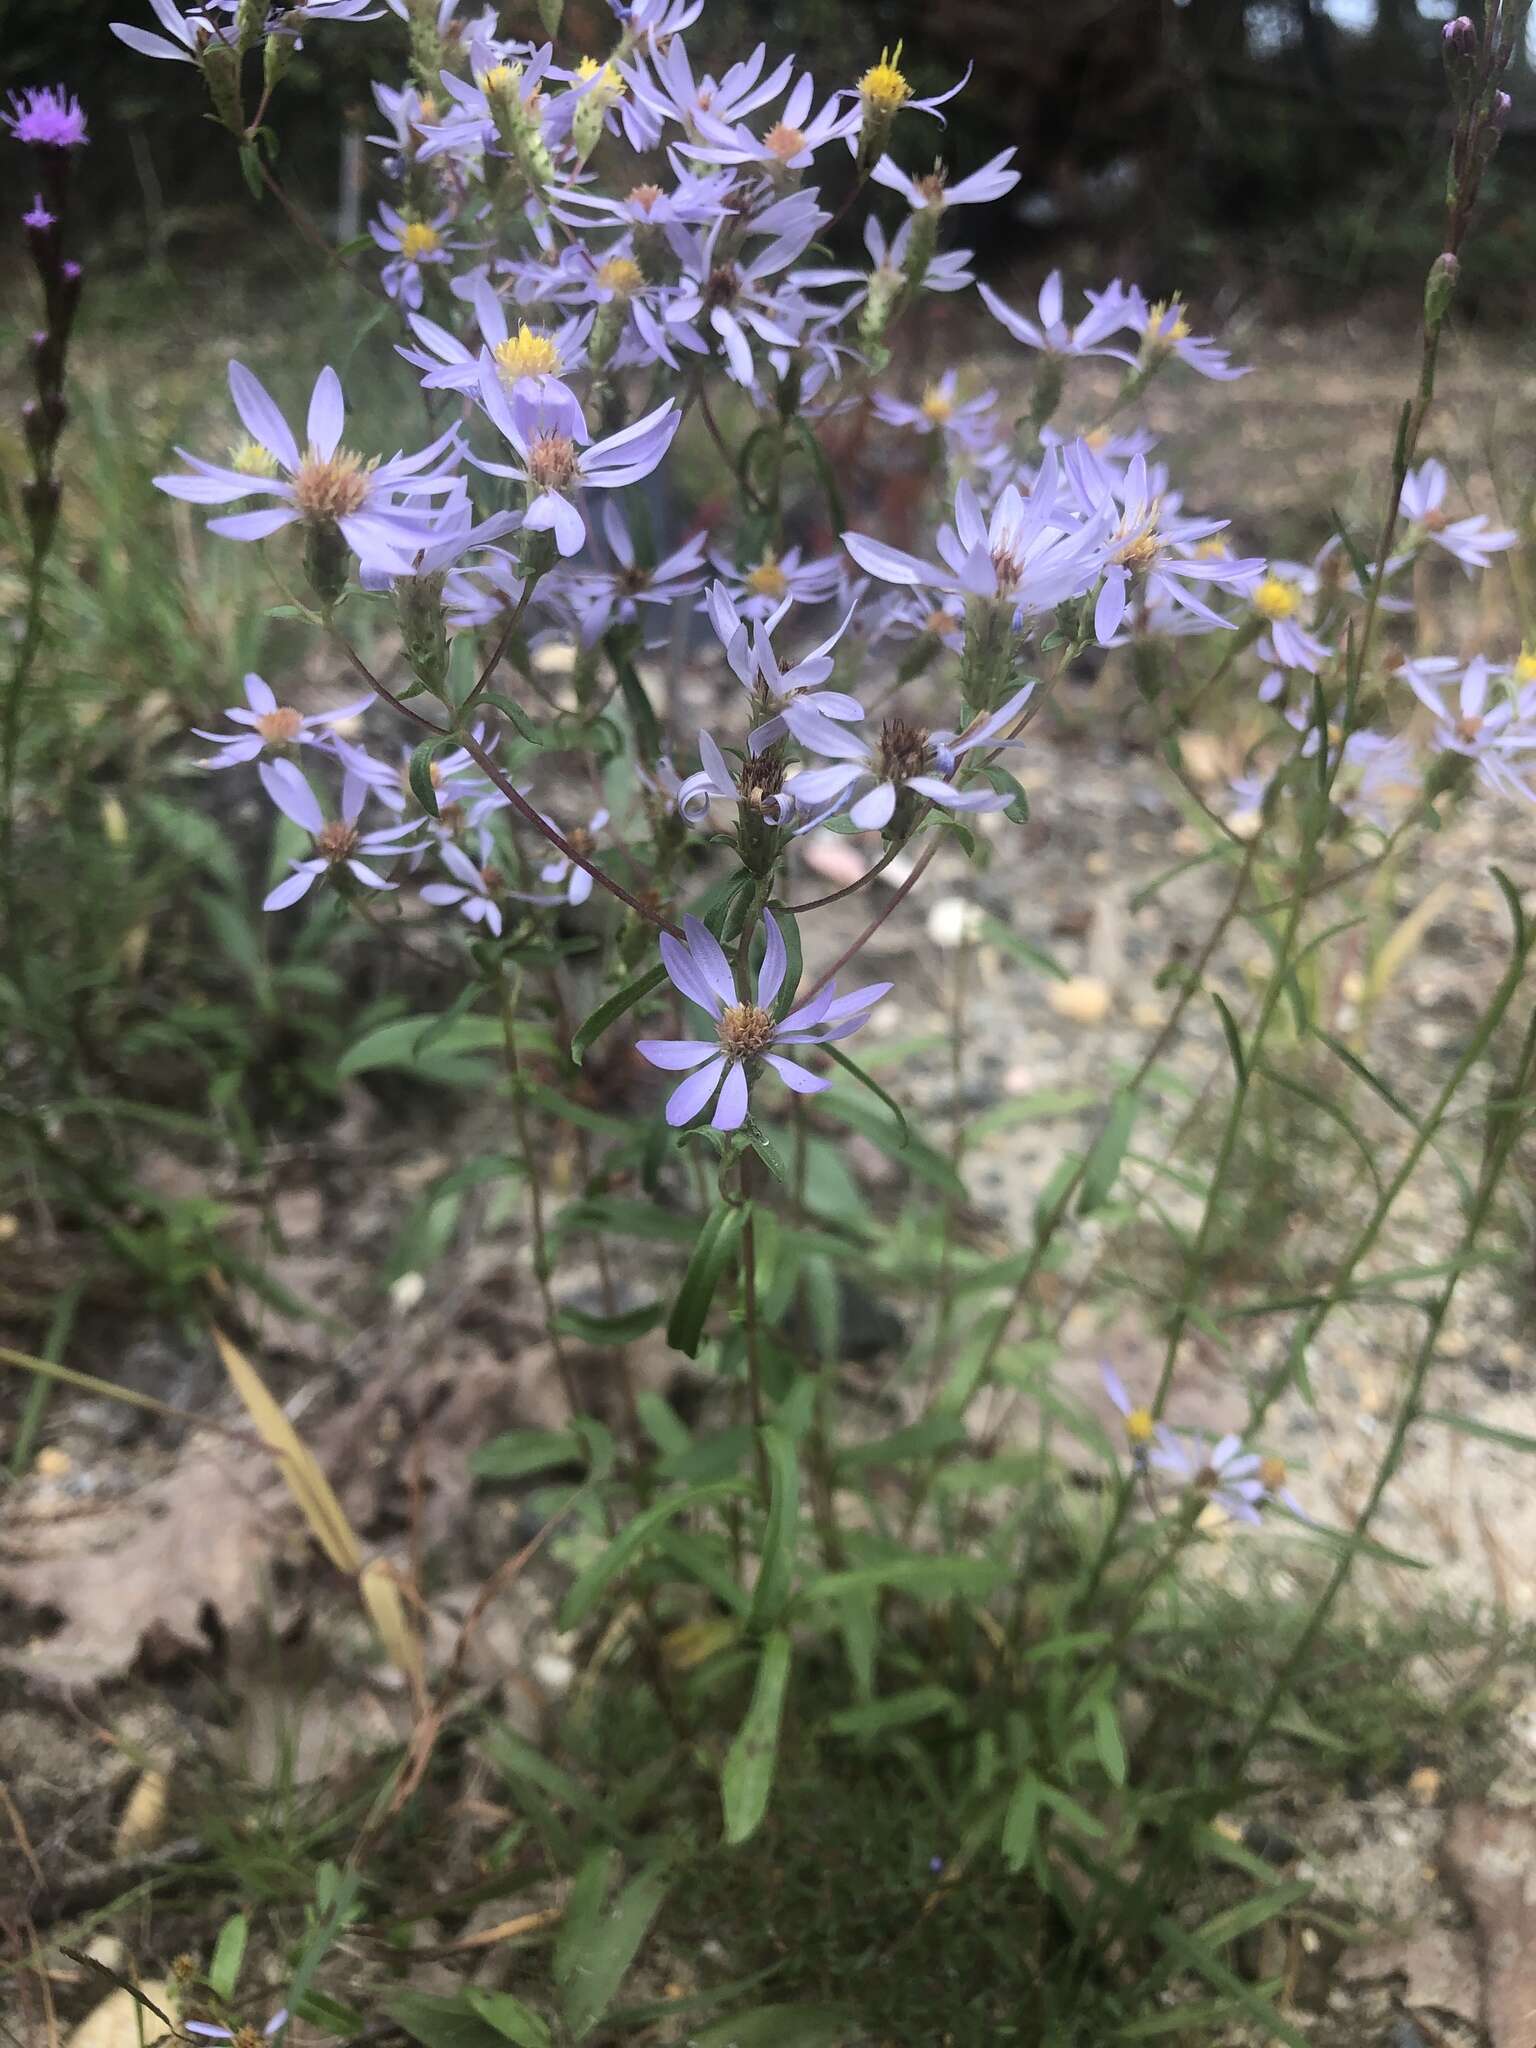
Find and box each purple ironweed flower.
[637,910,890,1131]
[534,807,608,905]
[709,544,843,622]
[3,86,89,150]
[1100,1364,1155,1456]
[110,1,231,64]
[260,759,425,908]
[155,362,463,568]
[843,465,1109,622]
[472,367,679,556]
[788,684,1033,832]
[1398,460,1516,571]
[420,836,506,935]
[682,71,862,172]
[568,501,708,643]
[871,370,998,450]
[186,2014,288,2043]
[371,204,463,309]
[978,272,1139,362]
[675,730,796,826]
[23,194,57,231]
[193,671,369,769]
[706,584,863,754]
[869,147,1019,214]
[1122,291,1249,381]
[1151,1429,1307,1525]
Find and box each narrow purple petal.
[228,361,299,473]
[666,1055,727,1126]
[308,366,345,460]
[681,915,737,1007]
[636,1039,719,1071]
[764,1053,828,1095]
[712,1060,750,1130]
[756,909,787,1009]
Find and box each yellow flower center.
[230,437,279,477]
[1125,1408,1154,1446]
[1194,537,1229,560]
[745,553,789,600]
[762,121,807,163]
[1115,527,1161,572]
[1147,299,1191,346]
[415,92,440,125]
[858,44,910,111]
[1083,426,1111,451]
[291,446,375,521]
[494,324,562,381]
[919,382,954,424]
[1516,648,1536,684]
[1253,573,1301,620]
[576,55,625,96]
[476,63,518,95]
[1259,1456,1287,1493]
[597,255,644,297]
[399,220,441,261]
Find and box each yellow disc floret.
[494,324,562,381]
[1515,645,1536,684]
[1124,1407,1155,1447]
[399,220,442,261]
[575,55,625,96]
[476,63,518,96]
[597,255,644,297]
[230,437,279,478]
[745,553,789,601]
[1253,572,1301,620]
[859,43,911,112]
[920,382,954,424]
[1146,298,1192,346]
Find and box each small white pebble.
[390,1270,427,1314]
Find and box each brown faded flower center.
[718,1001,776,1059]
[255,706,304,744]
[1421,507,1448,533]
[739,744,786,812]
[1458,714,1484,743]
[566,825,596,858]
[316,821,358,863]
[628,182,663,213]
[292,446,374,522]
[916,169,948,206]
[1258,1456,1286,1492]
[877,717,932,783]
[480,862,504,893]
[762,121,806,163]
[527,432,580,491]
[705,263,740,307]
[924,607,956,636]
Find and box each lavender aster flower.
[535,807,608,906]
[869,147,1020,214]
[473,366,679,556]
[789,684,1034,832]
[155,361,462,569]
[977,272,1137,363]
[1123,291,1248,381]
[706,584,863,754]
[371,204,462,309]
[675,730,795,826]
[1151,1429,1308,1524]
[682,71,861,172]
[870,370,998,450]
[420,836,506,935]
[110,1,229,64]
[1100,1364,1155,1456]
[260,759,424,909]
[4,86,89,150]
[637,911,890,1131]
[186,2016,288,2043]
[193,671,369,768]
[1398,459,1516,571]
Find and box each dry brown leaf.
[1442,1804,1536,2048]
[112,1769,170,1855]
[0,1456,272,1689]
[65,1982,174,2048]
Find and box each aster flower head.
[155,361,463,571]
[260,759,426,908]
[1398,459,1516,571]
[663,203,828,387]
[710,544,843,622]
[472,364,679,557]
[638,911,890,1131]
[193,672,369,769]
[1124,290,1249,381]
[682,70,862,173]
[186,2014,288,2043]
[1151,1428,1306,1525]
[420,835,507,936]
[1100,1364,1155,1458]
[110,1,230,65]
[852,43,970,137]
[675,730,796,828]
[370,204,462,309]
[1068,449,1263,642]
[4,86,89,150]
[706,583,864,755]
[568,501,709,644]
[533,808,609,906]
[404,278,592,411]
[622,38,794,144]
[978,272,1139,363]
[789,683,1033,833]
[871,370,998,451]
[869,147,1020,214]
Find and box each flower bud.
[304,520,351,610]
[235,0,265,54]
[1424,250,1459,330]
[1441,16,1476,63]
[264,31,295,93]
[394,571,450,694]
[198,40,245,134]
[1492,89,1512,132]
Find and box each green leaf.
[1210,993,1247,1086]
[665,1201,749,1358]
[408,737,455,818]
[1037,1782,1106,1838]
[1001,1773,1041,1873]
[827,1685,959,1737]
[559,1479,747,1630]
[571,962,667,1066]
[1091,1699,1127,1787]
[470,1429,583,1481]
[693,2005,852,2048]
[464,1991,552,2047]
[748,1426,800,1630]
[561,1860,672,2039]
[977,765,1030,824]
[1076,1090,1137,1216]
[207,1914,247,2001]
[554,1301,664,1343]
[745,1116,789,1184]
[722,1629,791,1845]
[791,418,847,531]
[337,1013,508,1085]
[480,1727,616,1831]
[607,639,662,763]
[766,903,803,1020]
[815,1092,962,1197]
[140,792,243,890]
[384,1992,508,2048]
[822,1043,909,1146]
[799,1556,1009,1605]
[1423,1407,1536,1455]
[836,1414,966,1470]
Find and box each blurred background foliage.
[6,0,1536,313]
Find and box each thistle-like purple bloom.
[193,671,369,769]
[260,759,424,909]
[789,684,1034,832]
[4,86,89,150]
[155,361,463,569]
[637,911,890,1131]
[473,367,679,557]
